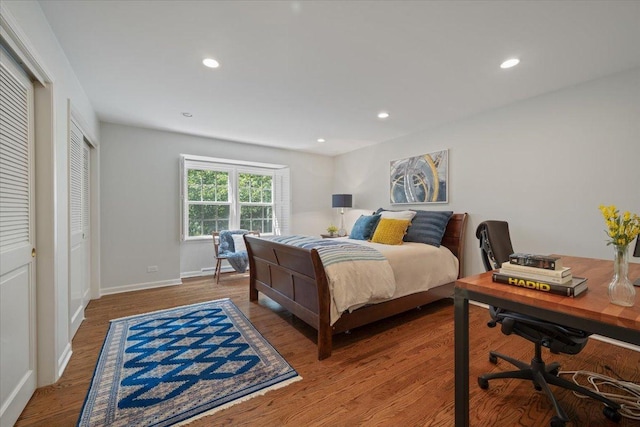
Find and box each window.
[187,169,230,236]
[181,156,289,240]
[238,173,273,233]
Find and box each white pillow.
[379,210,417,221]
[232,234,247,252]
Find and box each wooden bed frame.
[245,212,468,360]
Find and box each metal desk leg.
[454,288,469,426]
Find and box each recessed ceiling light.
[182,112,193,117]
[317,138,326,143]
[202,58,220,68]
[377,112,390,119]
[500,58,520,69]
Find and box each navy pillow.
[403,211,453,247]
[349,214,382,240]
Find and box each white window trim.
[180,155,290,241]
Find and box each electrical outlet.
[147,265,158,273]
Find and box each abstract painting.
[390,149,448,204]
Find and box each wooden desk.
[454,256,640,426]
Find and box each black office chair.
[476,221,621,427]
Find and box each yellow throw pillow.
[370,218,411,245]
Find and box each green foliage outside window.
[188,205,230,236]
[186,169,274,237]
[239,174,273,234]
[187,170,229,202]
[238,173,272,203]
[187,169,230,237]
[240,205,273,234]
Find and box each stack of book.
[492,253,588,297]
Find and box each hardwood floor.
[16,275,640,426]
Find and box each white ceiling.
[39,1,640,156]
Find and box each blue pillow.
[403,211,453,247]
[349,214,382,240]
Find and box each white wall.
[3,1,100,385]
[99,123,334,291]
[334,68,640,277]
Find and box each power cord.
[558,368,640,420]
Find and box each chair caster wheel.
[550,416,566,427]
[489,354,498,364]
[603,406,621,422]
[478,377,489,390]
[548,367,559,376]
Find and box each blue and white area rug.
[78,298,301,426]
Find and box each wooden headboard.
[441,212,468,278]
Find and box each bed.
[245,212,468,360]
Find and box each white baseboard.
[591,334,640,352]
[100,278,182,296]
[470,301,489,309]
[57,343,72,379]
[181,265,233,279]
[181,271,214,279]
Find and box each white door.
[0,48,36,427]
[69,119,90,338]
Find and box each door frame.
[68,103,100,301]
[67,106,100,340]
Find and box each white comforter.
[268,235,397,325]
[329,238,459,324]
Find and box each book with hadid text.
[492,272,588,297]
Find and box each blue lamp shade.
[332,194,352,208]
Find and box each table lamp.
[332,194,352,237]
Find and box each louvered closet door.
[0,48,36,427]
[69,119,90,339]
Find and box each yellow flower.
[599,204,640,248]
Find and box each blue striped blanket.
[269,236,396,325]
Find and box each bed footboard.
[245,236,334,359]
